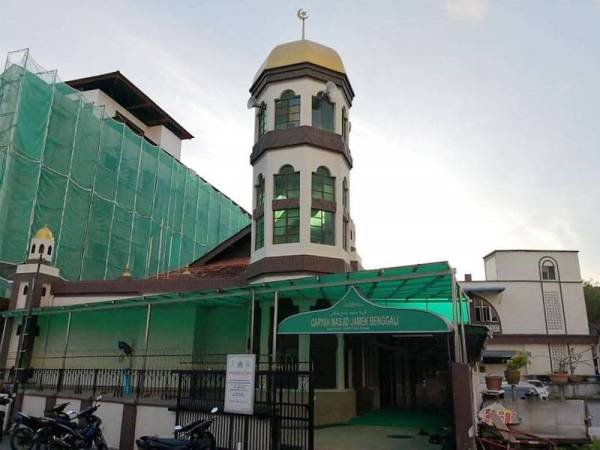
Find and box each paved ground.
[315,425,440,450]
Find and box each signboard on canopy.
[224,354,256,415]
[278,287,451,335]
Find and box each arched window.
[311,209,335,245]
[312,92,334,132]
[30,244,36,254]
[257,102,267,138]
[255,216,264,250]
[274,165,300,200]
[47,245,52,256]
[41,286,47,297]
[472,296,501,333]
[22,284,28,295]
[342,178,349,251]
[341,107,349,140]
[275,90,300,130]
[311,166,335,202]
[39,244,45,255]
[273,209,300,244]
[542,260,557,280]
[255,174,265,209]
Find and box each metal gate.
[174,360,313,450]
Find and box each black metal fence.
[175,360,314,450]
[17,367,178,399]
[11,359,314,450]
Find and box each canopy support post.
[272,291,279,362]
[459,287,468,363]
[61,312,72,370]
[142,304,152,371]
[451,269,462,363]
[248,290,255,353]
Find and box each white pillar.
[336,334,345,389]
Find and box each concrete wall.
[314,389,356,426]
[484,250,582,282]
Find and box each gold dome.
[254,40,346,82]
[34,225,54,241]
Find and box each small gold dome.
[34,225,54,241]
[254,40,346,82]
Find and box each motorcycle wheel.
[93,433,108,450]
[10,426,33,450]
[199,432,216,450]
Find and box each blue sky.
[2,0,600,280]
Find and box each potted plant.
[504,352,529,385]
[550,361,569,386]
[484,374,503,391]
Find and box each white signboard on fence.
[224,354,256,415]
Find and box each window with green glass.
[275,90,300,129]
[274,165,300,199]
[342,106,348,141]
[255,216,264,250]
[311,209,335,245]
[256,174,265,209]
[312,166,335,201]
[258,102,267,138]
[312,93,334,132]
[273,208,300,244]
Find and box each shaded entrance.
[278,287,459,423]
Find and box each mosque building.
[0,21,597,449]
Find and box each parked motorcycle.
[10,401,74,450]
[30,395,107,450]
[136,407,219,450]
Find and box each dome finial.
[34,224,54,241]
[297,9,309,40]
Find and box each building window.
[342,178,349,251]
[274,165,300,200]
[47,245,52,256]
[22,284,28,295]
[255,174,265,209]
[273,208,300,244]
[30,244,36,254]
[542,261,556,280]
[257,102,267,138]
[475,305,497,323]
[312,166,335,202]
[342,106,348,140]
[312,92,334,132]
[311,209,335,245]
[39,244,45,255]
[544,291,565,331]
[41,286,47,296]
[275,90,300,130]
[255,216,264,250]
[472,296,501,333]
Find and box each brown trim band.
[488,334,599,345]
[251,126,352,167]
[247,255,349,280]
[312,199,336,212]
[253,206,264,219]
[272,198,300,210]
[250,63,355,105]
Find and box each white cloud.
[444,0,489,22]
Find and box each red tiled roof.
[158,257,249,279]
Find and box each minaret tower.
[247,19,359,281]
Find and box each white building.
[67,72,193,159]
[462,250,597,376]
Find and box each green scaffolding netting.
[0,50,250,280]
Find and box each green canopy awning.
[278,286,452,334]
[1,260,469,325]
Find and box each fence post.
[175,371,182,435]
[308,361,314,450]
[92,369,98,396]
[56,368,64,393]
